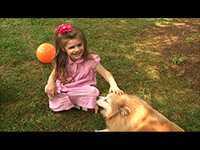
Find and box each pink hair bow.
[55,23,73,35]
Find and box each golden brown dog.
[96,93,184,132]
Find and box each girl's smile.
[65,38,84,61]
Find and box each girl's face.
[64,38,85,61]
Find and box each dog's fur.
[96,93,184,132]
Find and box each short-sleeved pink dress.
[48,54,100,112]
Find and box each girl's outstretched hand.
[109,85,124,95]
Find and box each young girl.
[45,23,124,112]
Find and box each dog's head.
[96,93,131,120]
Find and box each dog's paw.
[94,129,109,132]
[94,129,100,132]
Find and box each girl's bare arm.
[96,63,124,95]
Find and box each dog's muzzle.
[96,96,107,112]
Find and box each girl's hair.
[54,24,89,83]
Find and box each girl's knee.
[48,96,73,112]
[49,103,66,112]
[49,102,60,112]
[49,106,59,112]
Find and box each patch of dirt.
[135,19,200,90]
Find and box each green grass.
[171,54,187,65]
[0,18,200,131]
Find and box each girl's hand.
[109,85,124,95]
[45,82,57,99]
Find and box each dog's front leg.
[95,128,110,132]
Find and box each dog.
[96,93,184,132]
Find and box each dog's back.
[125,94,184,131]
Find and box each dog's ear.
[119,106,131,116]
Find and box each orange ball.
[36,43,56,64]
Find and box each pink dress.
[48,54,100,112]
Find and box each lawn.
[0,18,200,131]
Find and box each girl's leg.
[67,85,100,110]
[48,93,75,112]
